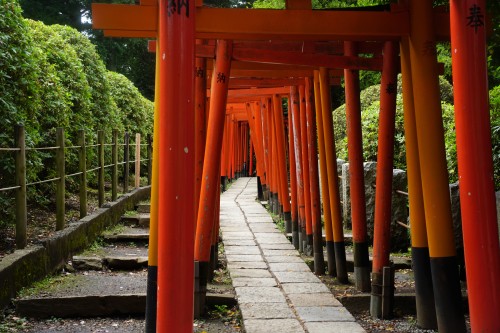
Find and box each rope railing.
[0,125,153,250]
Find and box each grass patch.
[79,237,106,256]
[18,274,78,298]
[123,210,137,217]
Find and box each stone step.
[103,226,150,242]
[72,255,149,271]
[15,271,235,318]
[136,204,151,213]
[120,214,150,227]
[103,233,150,242]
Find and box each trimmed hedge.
[0,0,154,225]
[333,75,458,183]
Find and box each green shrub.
[334,77,458,182]
[489,86,500,190]
[0,0,45,223]
[106,71,153,137]
[50,25,122,139]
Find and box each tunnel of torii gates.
[91,0,499,332]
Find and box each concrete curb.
[0,186,151,309]
[15,293,236,318]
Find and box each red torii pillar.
[370,40,399,319]
[450,0,500,331]
[157,0,196,331]
[299,85,314,255]
[290,86,306,253]
[313,71,336,277]
[343,41,370,292]
[194,40,233,315]
[305,77,326,275]
[409,0,465,331]
[288,104,300,249]
[400,37,437,329]
[272,94,292,231]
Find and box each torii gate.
[91,1,500,332]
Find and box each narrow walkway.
[220,177,366,333]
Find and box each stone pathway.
[220,177,366,333]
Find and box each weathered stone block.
[342,162,409,252]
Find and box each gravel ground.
[0,312,242,333]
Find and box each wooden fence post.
[98,130,105,207]
[78,130,87,218]
[135,133,141,188]
[123,132,130,193]
[56,127,65,231]
[147,134,152,186]
[112,129,118,201]
[14,125,27,249]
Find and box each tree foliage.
[333,76,459,183]
[0,0,154,225]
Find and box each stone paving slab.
[281,283,331,294]
[230,269,273,278]
[248,225,280,233]
[295,306,355,322]
[239,302,295,319]
[273,271,321,283]
[227,262,268,270]
[261,249,300,257]
[232,278,278,287]
[225,254,264,262]
[220,226,252,232]
[259,243,297,250]
[234,287,286,303]
[268,263,311,272]
[220,178,365,333]
[288,293,343,307]
[223,239,256,246]
[224,246,261,255]
[222,232,255,240]
[243,319,305,333]
[304,322,366,333]
[265,255,305,263]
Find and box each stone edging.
[0,186,151,310]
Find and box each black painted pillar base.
[412,247,437,329]
[298,225,304,253]
[257,176,264,201]
[370,265,394,319]
[262,184,268,201]
[145,265,157,333]
[303,233,313,256]
[314,249,325,275]
[334,241,348,284]
[326,241,336,277]
[430,256,466,333]
[220,176,227,192]
[208,244,218,282]
[353,241,371,292]
[284,211,292,233]
[292,218,299,249]
[273,195,279,215]
[194,261,210,318]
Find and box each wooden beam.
[207,87,290,98]
[233,47,384,71]
[229,78,305,88]
[92,4,157,31]
[208,69,341,79]
[92,4,453,41]
[197,7,407,40]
